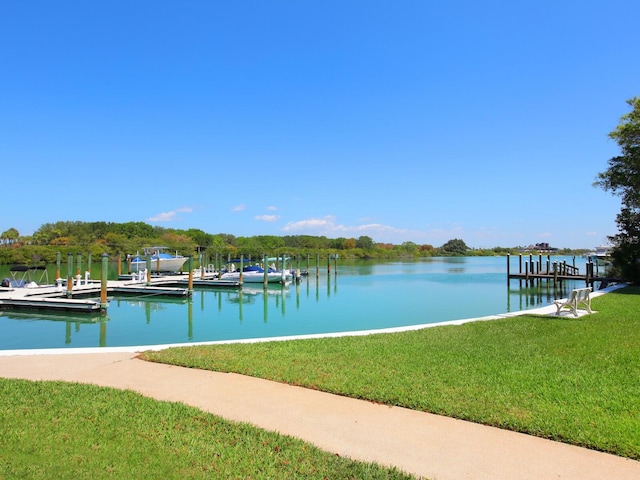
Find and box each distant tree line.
[0,221,583,266]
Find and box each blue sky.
[1,1,637,249]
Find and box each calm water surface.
[0,256,590,350]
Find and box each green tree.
[595,97,640,282]
[440,238,468,255]
[355,235,375,250]
[400,241,419,255]
[1,228,19,247]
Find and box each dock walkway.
[0,272,240,313]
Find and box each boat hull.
[220,271,290,283]
[130,257,188,273]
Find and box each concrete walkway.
[1,351,639,480]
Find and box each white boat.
[594,245,611,259]
[219,261,292,284]
[129,247,188,273]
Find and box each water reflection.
[0,310,108,347]
[507,282,577,312]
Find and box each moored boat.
[129,247,188,273]
[594,245,611,259]
[220,261,292,284]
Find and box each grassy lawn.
[2,286,638,479]
[0,379,413,479]
[142,286,640,460]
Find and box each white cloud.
[266,205,278,211]
[282,215,470,246]
[283,216,409,240]
[255,215,280,222]
[146,206,193,222]
[232,204,246,212]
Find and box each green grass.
[0,379,413,480]
[142,286,640,460]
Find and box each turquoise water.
[0,256,590,351]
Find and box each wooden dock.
[507,253,608,288]
[0,296,106,313]
[0,272,219,313]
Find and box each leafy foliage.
[595,97,640,282]
[0,220,540,266]
[440,238,468,255]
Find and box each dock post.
[239,254,244,285]
[117,253,122,276]
[263,254,268,287]
[146,256,151,286]
[537,254,542,287]
[56,252,61,282]
[188,256,194,295]
[546,255,550,280]
[327,254,331,274]
[281,254,287,284]
[518,254,523,288]
[100,253,108,312]
[506,254,510,285]
[76,252,82,286]
[316,253,319,278]
[334,254,338,275]
[66,252,73,298]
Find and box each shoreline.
[0,283,625,357]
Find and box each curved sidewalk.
[1,351,639,480]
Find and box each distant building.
[519,242,559,253]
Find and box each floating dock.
[0,272,205,313]
[0,296,105,313]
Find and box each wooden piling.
[56,252,61,281]
[146,256,151,285]
[100,253,108,311]
[263,254,268,287]
[66,252,73,298]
